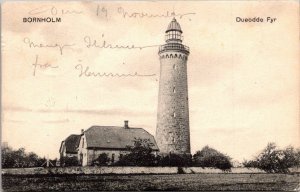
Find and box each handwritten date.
[28,5,82,16]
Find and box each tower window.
[173,112,176,117]
[173,64,177,70]
[173,87,176,93]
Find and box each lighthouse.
[156,18,191,155]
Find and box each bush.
[193,146,232,171]
[116,138,157,166]
[92,153,110,166]
[243,143,300,173]
[243,160,259,168]
[2,147,45,168]
[61,156,79,167]
[158,153,192,167]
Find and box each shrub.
[243,160,259,168]
[116,138,157,166]
[243,143,300,173]
[61,156,79,167]
[92,153,111,166]
[193,146,232,171]
[158,153,192,167]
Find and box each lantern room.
[165,18,183,43]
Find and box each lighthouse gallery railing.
[159,43,189,54]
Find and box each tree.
[13,148,27,167]
[243,143,300,173]
[2,146,16,168]
[92,153,110,166]
[1,146,46,168]
[193,146,232,171]
[26,152,41,167]
[117,138,157,166]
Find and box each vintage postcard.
[1,1,299,191]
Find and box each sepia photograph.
[1,1,299,191]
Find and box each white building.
[60,121,159,166]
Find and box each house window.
[173,112,176,117]
[173,87,176,93]
[119,154,123,159]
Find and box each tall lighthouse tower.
[156,18,191,155]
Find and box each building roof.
[166,18,182,33]
[84,126,159,151]
[63,134,81,153]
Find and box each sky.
[2,1,299,162]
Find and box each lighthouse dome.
[166,18,182,33]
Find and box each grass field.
[2,173,300,191]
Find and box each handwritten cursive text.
[24,37,75,55]
[29,5,82,16]
[32,55,58,76]
[84,35,159,50]
[117,7,196,19]
[75,64,156,78]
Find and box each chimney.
[124,120,129,129]
[81,129,84,134]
